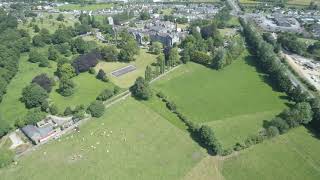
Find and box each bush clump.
[87,101,105,118]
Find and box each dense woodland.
[0,9,30,137]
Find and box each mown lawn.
[0,98,206,180]
[50,72,115,113]
[95,49,157,88]
[58,3,113,11]
[222,127,320,180]
[0,54,56,126]
[152,52,287,124]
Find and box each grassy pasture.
[19,13,77,36]
[50,73,115,113]
[150,51,287,149]
[0,98,206,180]
[152,52,287,124]
[222,127,320,180]
[0,53,56,126]
[95,49,157,88]
[58,3,113,11]
[206,110,282,149]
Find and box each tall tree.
[168,47,179,67]
[157,53,165,74]
[212,48,226,69]
[59,78,75,97]
[130,77,152,100]
[145,65,152,82]
[21,84,48,108]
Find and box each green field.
[152,52,287,123]
[96,49,157,88]
[150,51,287,148]
[19,13,77,36]
[0,98,206,180]
[206,110,282,149]
[58,3,113,11]
[222,127,320,180]
[0,53,56,126]
[50,73,115,113]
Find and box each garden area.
[95,49,157,88]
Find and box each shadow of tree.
[243,54,285,93]
[305,125,320,140]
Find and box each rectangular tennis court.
[111,65,137,77]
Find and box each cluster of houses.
[250,7,320,37]
[21,115,74,145]
[33,2,220,22]
[126,20,187,47]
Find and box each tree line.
[234,18,320,154]
[0,8,32,137]
[156,91,222,155]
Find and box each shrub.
[87,101,105,118]
[89,67,96,74]
[166,101,177,112]
[198,125,222,155]
[64,106,73,116]
[48,46,59,61]
[72,105,86,121]
[39,59,50,67]
[97,89,114,101]
[49,104,59,115]
[268,117,289,134]
[186,121,200,134]
[21,83,48,108]
[246,134,264,145]
[100,45,118,61]
[233,142,246,151]
[25,108,46,125]
[58,79,75,97]
[41,100,49,112]
[32,74,54,93]
[0,117,11,137]
[72,50,101,74]
[57,63,76,80]
[73,110,85,121]
[266,126,280,138]
[96,69,108,82]
[56,14,64,21]
[29,49,46,63]
[113,86,121,94]
[221,148,233,156]
[0,149,14,168]
[130,77,152,100]
[156,91,166,99]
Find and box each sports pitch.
[111,65,137,77]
